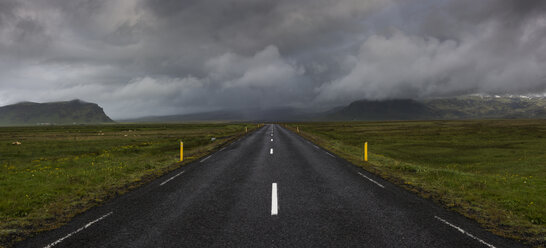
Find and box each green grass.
[0,123,257,246]
[286,120,545,247]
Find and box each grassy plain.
[287,120,545,246]
[0,123,254,246]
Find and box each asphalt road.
[18,124,525,248]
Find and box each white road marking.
[160,170,185,186]
[271,134,273,137]
[220,147,226,151]
[434,216,496,248]
[271,138,273,141]
[44,211,113,248]
[271,183,278,215]
[313,145,319,149]
[200,155,212,163]
[357,172,385,188]
[270,148,274,154]
[326,152,335,158]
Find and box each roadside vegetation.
[286,120,545,247]
[0,123,255,246]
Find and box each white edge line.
[220,147,226,151]
[326,152,335,158]
[160,170,185,186]
[200,155,212,163]
[313,145,319,149]
[357,172,385,188]
[434,216,496,248]
[271,183,278,215]
[44,211,113,248]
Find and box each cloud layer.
[0,0,544,118]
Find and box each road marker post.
[363,142,368,161]
[180,141,184,162]
[297,126,300,133]
[245,127,248,133]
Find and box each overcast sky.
[0,0,545,118]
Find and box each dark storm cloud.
[0,0,544,118]
[317,0,546,102]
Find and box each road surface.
[19,124,525,248]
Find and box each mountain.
[423,95,546,119]
[324,99,439,120]
[121,107,312,123]
[121,95,546,123]
[324,96,546,121]
[122,110,244,123]
[0,99,114,126]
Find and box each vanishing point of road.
[19,124,525,248]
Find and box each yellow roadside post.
[297,126,300,133]
[364,142,368,161]
[246,127,248,133]
[180,141,184,162]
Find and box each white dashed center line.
[434,216,496,248]
[271,138,273,142]
[271,183,278,215]
[357,172,385,188]
[160,170,185,186]
[44,211,113,248]
[200,155,212,163]
[270,148,274,154]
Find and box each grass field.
[286,120,545,247]
[0,123,255,246]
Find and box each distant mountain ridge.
[424,95,546,119]
[123,95,545,122]
[324,95,546,121]
[3,96,541,126]
[124,96,546,122]
[0,99,113,126]
[326,99,438,120]
[122,107,311,123]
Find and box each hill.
[0,99,114,126]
